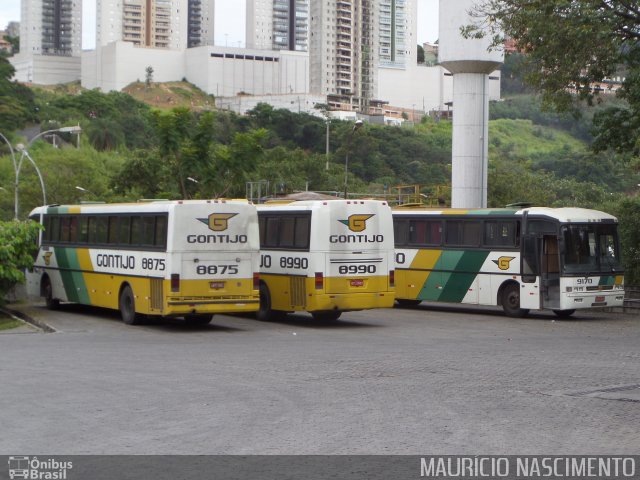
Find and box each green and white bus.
[393,206,625,317]
[26,200,260,325]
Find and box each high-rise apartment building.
[309,0,378,110]
[379,0,415,67]
[97,0,214,49]
[246,0,309,51]
[20,0,82,57]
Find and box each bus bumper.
[305,292,395,313]
[164,297,260,316]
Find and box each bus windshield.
[561,223,622,274]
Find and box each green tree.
[417,44,425,64]
[466,1,640,154]
[0,56,36,131]
[0,220,41,301]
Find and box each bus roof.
[29,199,252,216]
[257,199,389,210]
[392,206,618,223]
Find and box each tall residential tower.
[97,0,214,49]
[309,0,378,110]
[20,0,82,57]
[246,0,309,51]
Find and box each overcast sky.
[1,0,439,49]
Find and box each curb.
[0,306,56,333]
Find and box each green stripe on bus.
[417,250,490,302]
[439,251,490,303]
[54,247,90,304]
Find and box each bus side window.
[118,216,131,245]
[60,217,71,243]
[141,216,155,246]
[293,216,310,249]
[155,215,167,248]
[68,216,79,243]
[393,219,408,246]
[429,221,442,245]
[78,216,89,244]
[108,216,119,244]
[95,216,108,244]
[265,217,279,248]
[130,216,143,246]
[279,217,295,248]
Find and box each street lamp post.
[344,119,363,199]
[15,144,47,218]
[325,118,331,171]
[2,126,82,219]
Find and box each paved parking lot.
[0,303,638,454]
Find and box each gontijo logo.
[493,256,516,271]
[339,214,374,232]
[198,213,238,231]
[190,213,247,244]
[331,214,383,244]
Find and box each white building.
[246,0,308,51]
[82,42,310,97]
[11,0,82,84]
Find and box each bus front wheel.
[501,283,529,318]
[553,309,575,318]
[119,285,142,325]
[42,277,59,310]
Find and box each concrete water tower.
[439,0,503,208]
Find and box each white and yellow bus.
[26,200,260,325]
[256,199,395,321]
[393,206,625,317]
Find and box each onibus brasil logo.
[8,456,73,479]
[339,214,374,232]
[197,213,238,231]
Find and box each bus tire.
[257,283,274,321]
[396,299,422,307]
[185,314,213,326]
[501,283,529,318]
[42,276,60,310]
[119,285,142,325]
[312,311,342,321]
[553,309,575,318]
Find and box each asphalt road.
[0,302,638,455]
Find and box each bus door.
[520,234,542,310]
[541,235,561,308]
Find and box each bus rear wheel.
[256,283,285,321]
[312,311,342,321]
[185,314,213,326]
[553,309,575,318]
[42,277,59,310]
[119,285,142,325]
[501,283,529,318]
